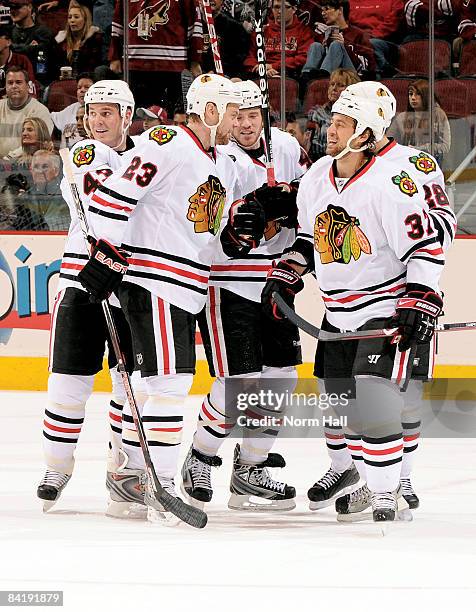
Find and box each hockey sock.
[357,376,404,493]
[318,378,354,473]
[43,373,94,475]
[118,371,148,470]
[401,380,423,479]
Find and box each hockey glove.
[78,238,129,302]
[389,289,443,352]
[249,182,298,229]
[229,198,266,248]
[261,261,304,321]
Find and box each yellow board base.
[0,357,475,399]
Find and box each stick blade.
[158,490,208,529]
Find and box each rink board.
[1,232,475,392]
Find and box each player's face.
[233,107,263,147]
[216,103,240,145]
[87,103,125,147]
[326,113,356,157]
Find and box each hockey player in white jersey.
[77,74,242,524]
[181,81,306,511]
[37,80,137,511]
[324,81,456,517]
[261,89,445,522]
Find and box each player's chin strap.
[333,133,369,161]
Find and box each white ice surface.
[0,391,475,612]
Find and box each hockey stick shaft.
[200,0,223,75]
[254,0,276,186]
[272,293,476,341]
[59,149,207,529]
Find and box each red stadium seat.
[397,40,451,77]
[254,77,299,113]
[303,79,329,114]
[435,79,470,118]
[45,79,78,112]
[458,79,476,115]
[459,41,476,77]
[381,78,414,113]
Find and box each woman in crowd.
[55,0,104,76]
[3,117,54,171]
[388,79,451,164]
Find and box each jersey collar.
[376,138,397,157]
[180,124,216,161]
[329,155,376,193]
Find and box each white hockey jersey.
[57,137,136,295]
[209,127,307,303]
[88,125,238,315]
[297,154,445,331]
[376,139,457,251]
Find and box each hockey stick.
[200,0,223,75]
[272,293,476,341]
[254,0,276,186]
[59,149,207,529]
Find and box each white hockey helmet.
[186,73,243,145]
[331,90,388,159]
[84,80,135,121]
[234,80,262,109]
[345,81,397,126]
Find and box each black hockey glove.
[261,261,304,321]
[248,182,298,229]
[388,289,443,352]
[228,197,266,247]
[78,238,129,302]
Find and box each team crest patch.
[72,143,95,167]
[314,205,371,265]
[392,171,418,196]
[129,1,170,40]
[149,126,177,145]
[409,152,436,175]
[187,175,226,235]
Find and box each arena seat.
[380,78,414,113]
[254,77,299,113]
[397,40,451,77]
[457,79,476,115]
[459,41,476,77]
[435,79,470,118]
[45,79,78,112]
[303,79,329,114]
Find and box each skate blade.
[106,500,147,520]
[309,482,361,511]
[42,499,57,513]
[228,493,296,512]
[337,497,412,524]
[179,483,206,511]
[147,505,181,527]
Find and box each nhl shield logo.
[392,171,418,197]
[409,152,436,175]
[149,126,177,146]
[72,144,95,167]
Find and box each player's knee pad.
[144,373,193,400]
[48,372,94,406]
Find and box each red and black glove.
[249,182,298,229]
[389,289,443,352]
[221,198,266,256]
[261,261,304,321]
[78,238,129,302]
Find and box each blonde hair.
[65,0,93,63]
[14,117,54,167]
[329,68,360,88]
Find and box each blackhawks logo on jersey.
[187,175,226,235]
[392,171,418,196]
[149,126,177,146]
[72,143,95,167]
[314,205,371,265]
[409,152,436,175]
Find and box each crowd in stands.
[0,0,474,231]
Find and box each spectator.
[50,71,93,144]
[285,111,313,168]
[388,78,451,164]
[109,0,203,116]
[173,106,187,126]
[0,24,36,98]
[28,148,69,229]
[136,105,169,131]
[301,0,376,81]
[243,0,314,79]
[55,1,104,77]
[0,66,53,158]
[3,116,53,170]
[62,103,86,148]
[0,171,48,230]
[306,67,360,161]
[201,0,250,78]
[403,0,458,42]
[453,1,476,69]
[349,1,404,78]
[9,0,57,85]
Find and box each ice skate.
[336,484,372,522]
[180,445,222,509]
[308,464,360,510]
[106,467,147,520]
[372,491,397,522]
[228,444,296,511]
[400,477,420,509]
[37,470,71,512]
[145,476,182,526]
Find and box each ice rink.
[1,390,475,612]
